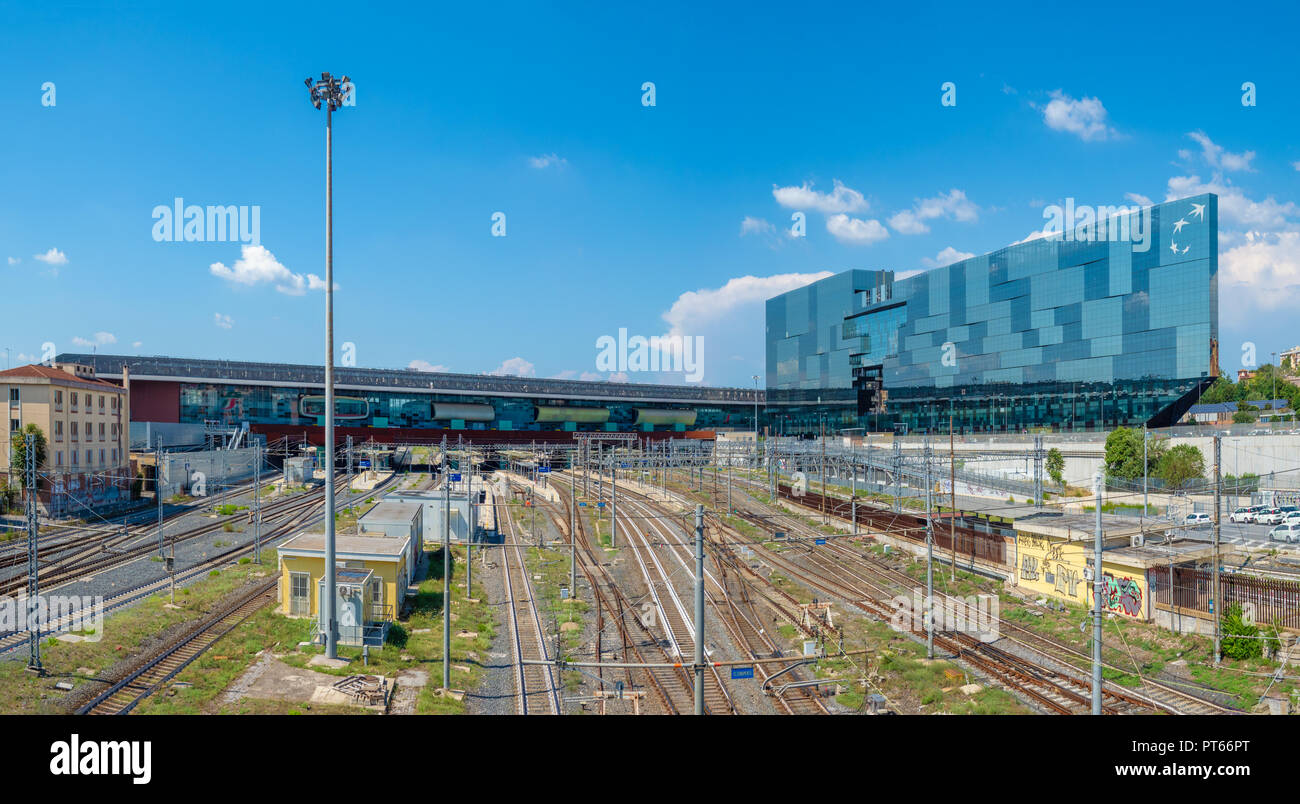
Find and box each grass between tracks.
[0,551,281,714]
[132,545,499,714]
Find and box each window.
[56,451,62,467]
[71,451,78,466]
[99,449,105,465]
[111,448,117,463]
[368,577,385,621]
[111,396,117,411]
[70,421,78,440]
[86,450,93,466]
[289,573,310,616]
[99,395,105,410]
[7,388,17,402]
[54,390,62,410]
[70,392,77,409]
[54,420,63,440]
[8,419,18,433]
[85,422,91,441]
[99,423,105,440]
[111,423,117,438]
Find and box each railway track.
[76,578,279,715]
[720,483,1237,714]
[494,493,561,715]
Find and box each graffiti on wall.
[1099,573,1143,617]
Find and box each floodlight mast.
[305,71,350,659]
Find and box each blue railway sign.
[815,538,827,546]
[451,473,462,482]
[730,666,754,680]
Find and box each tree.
[1157,443,1204,490]
[1046,447,1065,488]
[9,424,47,491]
[1104,427,1161,481]
[1232,410,1256,424]
[1221,603,1261,660]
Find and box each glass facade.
[766,194,1219,434]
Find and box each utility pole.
[569,470,577,596]
[1033,434,1043,510]
[610,453,617,549]
[443,457,451,689]
[892,440,902,513]
[949,412,957,582]
[850,439,857,536]
[925,438,934,660]
[306,71,350,660]
[820,415,827,522]
[694,503,705,715]
[253,442,262,564]
[25,433,43,673]
[156,441,165,557]
[465,444,473,600]
[1213,434,1222,665]
[1091,471,1103,715]
[1142,425,1149,525]
[345,434,353,516]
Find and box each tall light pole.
[752,374,760,472]
[306,71,351,660]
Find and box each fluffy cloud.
[33,248,68,266]
[826,214,889,244]
[660,271,833,338]
[214,313,234,330]
[888,189,979,234]
[1293,161,1300,172]
[488,357,536,377]
[772,179,867,214]
[1219,231,1300,314]
[6,257,19,266]
[210,245,333,296]
[1165,175,1298,229]
[71,331,116,348]
[1187,131,1255,172]
[1124,192,1154,207]
[921,246,976,269]
[408,359,449,373]
[528,153,567,169]
[739,216,776,237]
[1039,90,1117,141]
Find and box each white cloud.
[210,244,333,296]
[888,189,979,234]
[71,331,116,348]
[33,248,68,266]
[214,313,234,330]
[579,371,601,382]
[132,341,142,349]
[6,257,18,266]
[528,153,567,169]
[608,371,630,383]
[1219,231,1300,314]
[1009,228,1058,246]
[1293,161,1300,172]
[920,246,976,269]
[661,272,833,338]
[1165,175,1298,229]
[826,214,889,245]
[408,359,449,373]
[1039,90,1117,141]
[15,353,36,363]
[488,357,536,377]
[1187,131,1255,172]
[1124,192,1154,207]
[739,216,776,237]
[772,180,867,214]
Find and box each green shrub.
[1221,603,1261,660]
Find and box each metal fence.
[1149,565,1300,631]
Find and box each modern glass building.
[766,194,1218,434]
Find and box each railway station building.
[766,194,1220,435]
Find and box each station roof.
[55,352,761,406]
[1012,511,1177,542]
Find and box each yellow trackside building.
[1012,515,1210,621]
[277,532,411,646]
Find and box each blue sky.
[2,0,1298,387]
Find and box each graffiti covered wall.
[1014,533,1149,619]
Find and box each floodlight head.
[305,77,312,88]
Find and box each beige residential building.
[2,362,130,514]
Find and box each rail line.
[494,492,561,715]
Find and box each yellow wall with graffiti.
[1015,534,1148,619]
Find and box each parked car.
[1185,512,1211,527]
[1283,511,1300,525]
[1258,508,1285,526]
[1230,507,1254,523]
[1268,522,1300,544]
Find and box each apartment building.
[1,362,131,514]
